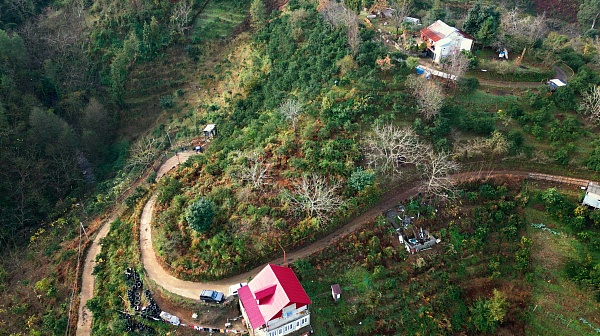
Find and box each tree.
[579,0,600,30]
[170,0,193,35]
[462,2,500,48]
[229,150,271,190]
[363,124,426,175]
[348,168,375,191]
[287,174,345,222]
[344,0,361,13]
[443,50,470,85]
[579,85,600,123]
[320,0,361,54]
[125,137,160,174]
[405,74,444,120]
[498,9,546,53]
[279,98,302,132]
[389,0,412,35]
[185,198,215,232]
[250,0,268,29]
[81,98,115,162]
[419,150,459,198]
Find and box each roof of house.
[238,264,311,329]
[421,20,473,42]
[331,284,341,295]
[203,124,216,132]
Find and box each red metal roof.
[420,27,442,42]
[239,264,311,329]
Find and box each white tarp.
[160,311,181,326]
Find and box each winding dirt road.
[77,151,592,335]
[76,152,195,336]
[138,170,590,300]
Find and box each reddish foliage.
[532,0,579,22]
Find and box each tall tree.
[389,0,412,35]
[287,174,345,223]
[250,0,268,29]
[363,124,426,175]
[405,74,444,120]
[462,2,500,48]
[579,0,600,30]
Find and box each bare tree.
[287,174,345,222]
[170,0,193,35]
[279,98,302,132]
[319,0,360,54]
[405,74,444,120]
[580,85,600,123]
[419,150,459,198]
[363,124,426,175]
[389,0,412,35]
[443,50,470,84]
[497,8,546,54]
[126,137,160,173]
[229,150,271,190]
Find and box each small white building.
[583,182,600,208]
[238,264,312,336]
[420,20,474,64]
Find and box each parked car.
[228,282,247,297]
[200,290,225,303]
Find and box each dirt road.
[139,169,590,301]
[76,152,195,336]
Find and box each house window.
[279,329,282,334]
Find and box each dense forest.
[2,0,600,334]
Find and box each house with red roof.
[420,20,473,63]
[238,264,312,336]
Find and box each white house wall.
[265,315,311,336]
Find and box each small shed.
[583,182,600,209]
[331,284,341,302]
[203,124,217,139]
[549,79,567,92]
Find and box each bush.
[457,77,479,93]
[348,168,375,192]
[160,95,174,109]
[157,177,183,205]
[185,198,214,232]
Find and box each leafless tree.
[279,98,302,132]
[389,0,412,35]
[229,150,271,190]
[126,137,160,173]
[170,0,193,35]
[405,74,444,120]
[319,0,360,54]
[419,150,459,198]
[444,50,470,84]
[363,124,426,175]
[287,174,345,222]
[497,8,546,53]
[580,85,600,123]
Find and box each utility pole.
[276,241,287,267]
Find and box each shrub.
[157,177,183,205]
[457,77,479,93]
[348,168,375,192]
[185,198,214,232]
[160,95,174,109]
